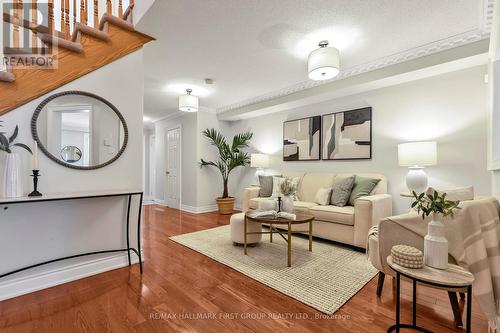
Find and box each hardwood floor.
[0,205,488,332]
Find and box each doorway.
[165,127,181,209]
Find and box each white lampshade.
[179,89,199,112]
[250,153,269,168]
[308,40,340,81]
[398,142,437,167]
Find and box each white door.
[165,128,181,209]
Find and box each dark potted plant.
[200,128,253,214]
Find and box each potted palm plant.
[200,128,253,214]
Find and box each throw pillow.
[258,175,273,197]
[330,176,355,206]
[315,187,332,206]
[426,186,474,201]
[258,199,278,210]
[348,176,381,206]
[271,176,285,197]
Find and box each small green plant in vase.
[279,177,298,213]
[411,190,460,269]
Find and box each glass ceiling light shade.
[179,88,199,112]
[308,40,340,81]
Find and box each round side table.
[386,256,474,333]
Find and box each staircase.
[0,0,154,116]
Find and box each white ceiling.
[138,0,491,121]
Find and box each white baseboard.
[181,204,218,214]
[153,198,167,206]
[0,252,141,301]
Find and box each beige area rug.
[170,225,377,314]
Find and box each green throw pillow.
[348,176,381,206]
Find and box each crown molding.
[217,16,493,115]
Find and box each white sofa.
[242,172,392,249]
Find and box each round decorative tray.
[391,245,424,269]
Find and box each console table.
[0,190,144,279]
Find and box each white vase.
[424,215,448,269]
[2,153,23,198]
[281,196,294,213]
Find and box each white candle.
[33,141,39,170]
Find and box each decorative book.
[247,210,297,221]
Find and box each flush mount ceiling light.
[178,88,199,112]
[308,40,340,81]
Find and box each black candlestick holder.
[28,169,42,197]
[277,196,282,212]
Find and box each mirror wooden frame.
[31,91,129,170]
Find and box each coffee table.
[244,211,314,267]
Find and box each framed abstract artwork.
[322,107,372,160]
[283,116,321,161]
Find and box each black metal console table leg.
[387,273,433,333]
[466,285,472,333]
[137,192,144,274]
[126,195,132,266]
[396,272,400,332]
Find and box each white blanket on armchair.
[386,197,500,332]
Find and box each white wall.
[0,50,144,300]
[230,66,491,214]
[133,0,156,25]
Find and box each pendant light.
[308,40,340,81]
[179,88,199,112]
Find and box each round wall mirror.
[61,145,82,163]
[32,91,128,170]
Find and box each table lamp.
[250,153,269,183]
[398,142,437,194]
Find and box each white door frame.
[149,133,156,200]
[164,125,182,209]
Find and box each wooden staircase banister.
[0,1,154,116]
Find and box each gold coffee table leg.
[309,220,313,252]
[287,222,292,267]
[244,216,247,255]
[270,223,273,243]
